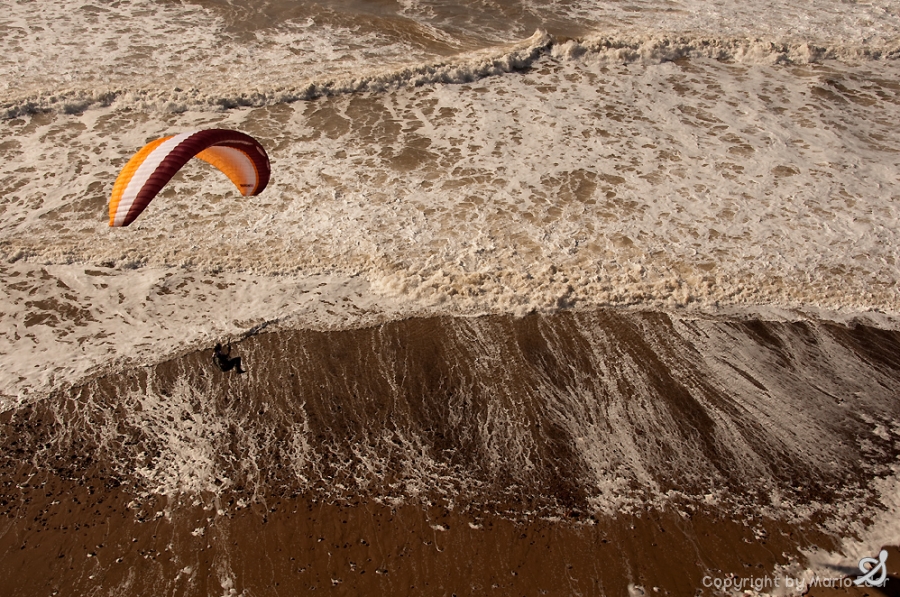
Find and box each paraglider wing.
[109,129,270,227]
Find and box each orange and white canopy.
[109,129,271,227]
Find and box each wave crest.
[5,30,899,118]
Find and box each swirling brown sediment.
[1,309,899,595]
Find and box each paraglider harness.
[212,342,244,373]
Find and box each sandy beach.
[1,310,898,595]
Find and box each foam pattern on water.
[3,55,899,309]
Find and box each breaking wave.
[4,30,899,119]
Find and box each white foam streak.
[1,30,553,118]
[554,34,900,66]
[123,377,227,496]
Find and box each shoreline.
[0,472,867,597]
[3,258,899,406]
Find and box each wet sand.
[0,476,849,596]
[1,309,899,595]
